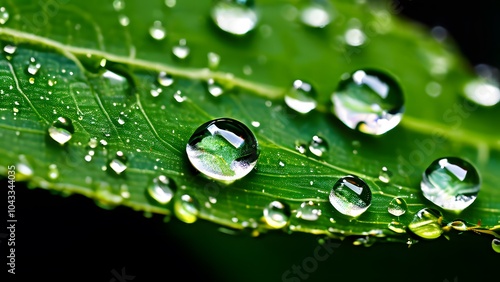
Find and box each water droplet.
[464,64,500,106]
[147,175,176,204]
[345,28,366,47]
[208,52,221,70]
[284,79,317,114]
[173,90,187,102]
[492,239,500,253]
[149,20,166,40]
[308,135,328,157]
[426,81,442,97]
[329,175,372,217]
[211,0,259,36]
[447,220,467,231]
[263,201,291,228]
[331,69,405,135]
[421,157,481,212]
[378,166,392,183]
[157,71,174,87]
[112,0,125,11]
[295,140,307,154]
[186,118,259,182]
[3,44,16,55]
[296,201,322,221]
[119,15,130,26]
[174,194,200,224]
[27,57,41,75]
[387,221,406,234]
[108,151,128,175]
[299,0,334,28]
[48,164,59,180]
[207,78,224,97]
[408,208,443,239]
[48,116,74,145]
[0,7,9,25]
[172,39,190,59]
[16,158,34,181]
[165,0,176,8]
[387,197,407,216]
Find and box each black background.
[2,1,500,282]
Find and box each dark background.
[2,1,499,282]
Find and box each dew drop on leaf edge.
[408,208,443,239]
[263,201,291,229]
[174,194,200,224]
[147,175,176,205]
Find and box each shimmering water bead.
[331,69,405,135]
[296,201,322,221]
[329,175,372,217]
[284,80,318,114]
[48,116,75,145]
[147,175,176,204]
[108,151,128,175]
[299,0,334,28]
[174,194,200,224]
[308,135,328,157]
[0,7,9,25]
[149,20,166,40]
[186,118,259,182]
[420,157,481,212]
[408,208,443,239]
[464,64,500,106]
[210,0,258,36]
[387,197,407,216]
[263,201,291,229]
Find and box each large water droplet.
[174,194,200,224]
[186,118,259,183]
[48,116,75,145]
[329,175,372,217]
[408,208,443,239]
[149,20,166,40]
[299,0,334,28]
[211,0,258,36]
[331,69,405,135]
[492,239,500,253]
[296,201,322,221]
[147,175,176,204]
[0,7,9,25]
[108,151,128,175]
[284,79,317,114]
[464,64,500,106]
[421,157,480,212]
[308,135,328,157]
[263,201,291,228]
[387,197,407,216]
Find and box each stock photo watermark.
[5,165,17,275]
[110,267,135,282]
[20,0,71,32]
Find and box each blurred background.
[2,1,499,282]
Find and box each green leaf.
[0,0,499,251]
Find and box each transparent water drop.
[108,151,128,175]
[119,15,130,27]
[48,116,75,145]
[157,71,174,87]
[284,79,317,114]
[207,78,224,97]
[16,158,34,181]
[331,69,405,135]
[447,220,467,231]
[94,183,123,209]
[296,201,322,221]
[263,201,291,228]
[345,28,366,46]
[48,164,59,180]
[186,118,259,183]
[387,197,407,216]
[378,166,392,183]
[492,239,500,253]
[172,39,190,59]
[211,0,258,36]
[149,20,166,40]
[0,7,9,25]
[408,208,443,239]
[150,87,162,97]
[174,194,200,224]
[308,135,328,157]
[329,175,372,217]
[27,57,41,75]
[387,221,406,234]
[295,140,307,154]
[464,64,500,106]
[173,90,186,102]
[421,157,481,212]
[3,44,16,55]
[299,0,334,28]
[425,81,442,97]
[112,0,125,11]
[207,52,221,70]
[147,175,176,204]
[165,0,176,8]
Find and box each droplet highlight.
[263,201,291,228]
[329,175,372,217]
[308,135,328,157]
[0,7,9,25]
[387,197,407,216]
[299,0,334,28]
[296,201,322,221]
[149,20,166,40]
[108,151,128,175]
[211,0,258,36]
[284,79,317,114]
[147,175,176,204]
[421,157,480,212]
[48,116,74,145]
[174,194,200,224]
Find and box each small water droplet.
[108,151,128,174]
[378,166,392,183]
[119,15,130,26]
[0,7,9,25]
[173,90,187,102]
[299,0,334,28]
[263,201,291,228]
[345,28,366,47]
[329,175,372,217]
[309,135,328,157]
[421,157,481,212]
[158,71,174,87]
[174,194,200,224]
[284,79,317,114]
[296,201,322,221]
[150,87,162,97]
[16,159,34,181]
[165,0,176,8]
[464,64,500,106]
[387,197,407,216]
[278,161,285,167]
[147,175,176,204]
[207,78,224,97]
[172,39,190,59]
[295,140,307,154]
[48,116,75,145]
[27,57,41,75]
[426,81,442,97]
[207,52,221,70]
[3,44,16,55]
[186,118,259,183]
[48,164,59,180]
[112,0,125,11]
[211,0,259,35]
[447,220,467,231]
[331,69,405,135]
[251,121,260,127]
[88,137,98,148]
[387,221,406,234]
[94,183,123,209]
[408,208,443,239]
[492,239,500,253]
[149,20,166,40]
